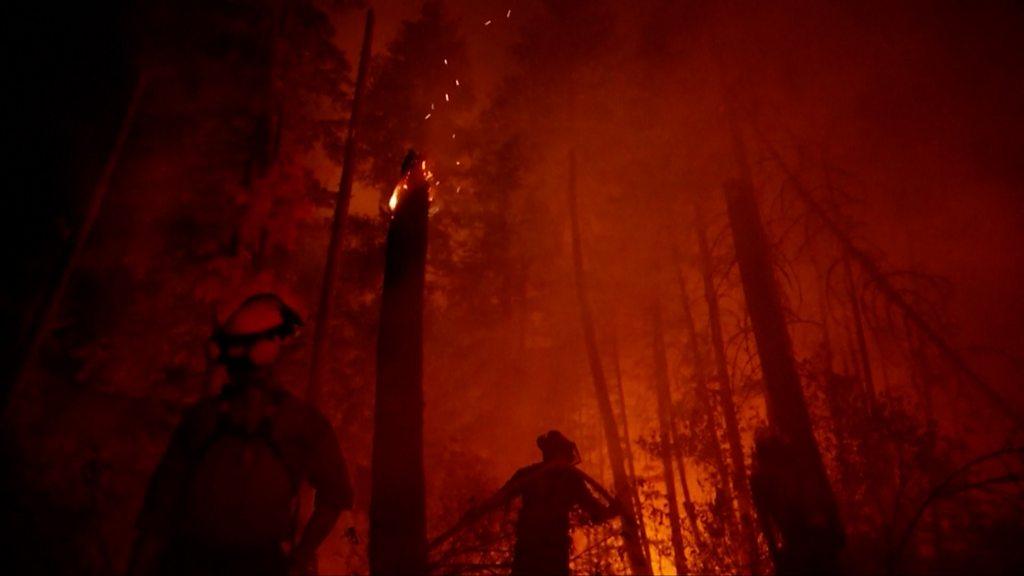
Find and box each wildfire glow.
[386,159,435,215]
[388,183,406,212]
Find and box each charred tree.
[905,318,937,432]
[817,270,855,496]
[694,201,761,571]
[670,417,706,555]
[307,9,374,403]
[611,330,653,564]
[844,257,877,415]
[7,73,149,415]
[566,150,652,576]
[904,315,945,558]
[760,136,1024,429]
[723,123,843,572]
[651,304,690,576]
[369,152,430,575]
[674,253,737,542]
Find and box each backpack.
[180,386,300,547]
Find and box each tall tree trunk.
[674,254,737,543]
[904,316,944,559]
[566,150,652,576]
[723,121,843,570]
[670,419,705,555]
[818,270,854,496]
[694,201,761,572]
[651,304,690,576]
[610,330,653,564]
[905,319,936,430]
[307,9,374,402]
[246,0,290,271]
[369,156,428,575]
[7,73,149,415]
[844,257,877,415]
[664,352,706,557]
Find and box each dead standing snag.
[369,151,432,575]
[650,304,690,575]
[721,120,845,572]
[431,431,621,576]
[566,150,653,576]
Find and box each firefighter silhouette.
[434,430,620,576]
[129,293,354,576]
[750,427,844,575]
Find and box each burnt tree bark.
[844,257,877,415]
[566,150,652,576]
[610,330,653,564]
[817,270,854,496]
[651,304,690,576]
[694,201,761,572]
[369,157,429,575]
[8,73,149,415]
[723,123,843,571]
[904,315,945,558]
[246,0,291,271]
[670,418,706,555]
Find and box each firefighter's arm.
[442,480,513,541]
[479,476,521,512]
[294,415,355,565]
[429,468,527,550]
[291,503,343,575]
[471,465,534,518]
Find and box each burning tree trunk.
[694,201,761,572]
[722,123,843,572]
[651,304,689,576]
[369,152,430,575]
[307,9,374,403]
[566,150,652,576]
[610,330,653,564]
